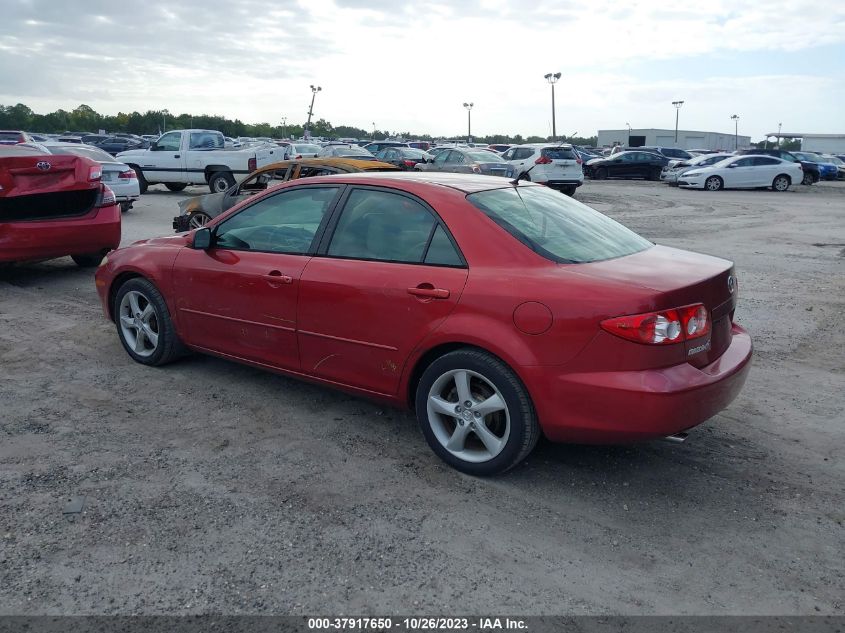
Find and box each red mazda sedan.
[95,172,752,475]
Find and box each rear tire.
[562,186,576,196]
[648,167,661,181]
[801,172,814,186]
[113,277,186,366]
[165,183,187,192]
[208,171,235,193]
[704,175,723,191]
[71,253,104,268]
[772,174,791,192]
[415,349,540,476]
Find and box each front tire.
[165,183,187,192]
[113,278,186,366]
[130,166,148,194]
[704,175,723,191]
[772,174,791,192]
[187,211,213,229]
[415,349,539,476]
[594,166,608,180]
[208,171,235,193]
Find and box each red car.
[1,145,121,266]
[95,172,752,475]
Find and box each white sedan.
[678,155,803,192]
[661,153,734,185]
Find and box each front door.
[142,131,184,182]
[297,187,468,395]
[172,185,342,369]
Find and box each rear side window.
[753,157,780,166]
[513,148,534,160]
[189,133,223,150]
[328,189,460,265]
[662,148,692,159]
[0,132,23,142]
[467,186,651,264]
[541,147,576,160]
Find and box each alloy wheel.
[426,369,511,463]
[188,213,211,229]
[118,290,160,358]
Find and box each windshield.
[793,152,821,163]
[467,186,652,264]
[295,144,321,153]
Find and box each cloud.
[0,0,843,138]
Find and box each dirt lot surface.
[1,179,843,615]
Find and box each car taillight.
[403,159,416,167]
[600,303,710,345]
[535,156,552,164]
[248,157,257,171]
[96,184,116,207]
[576,157,583,165]
[118,169,136,180]
[295,154,302,159]
[89,166,102,181]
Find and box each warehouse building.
[597,128,751,151]
[764,132,845,154]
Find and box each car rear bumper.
[0,204,121,263]
[525,323,753,443]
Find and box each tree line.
[0,102,599,146]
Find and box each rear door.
[297,186,468,395]
[751,157,781,186]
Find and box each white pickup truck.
[116,129,285,194]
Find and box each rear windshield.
[0,131,23,141]
[467,186,652,264]
[295,144,320,153]
[467,151,505,163]
[541,147,576,160]
[661,148,692,159]
[48,145,115,162]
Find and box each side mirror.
[192,227,212,249]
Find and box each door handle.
[407,286,450,299]
[264,271,293,284]
[174,154,180,158]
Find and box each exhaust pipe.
[663,432,689,444]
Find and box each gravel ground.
[1,179,843,615]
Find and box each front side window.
[445,151,464,165]
[467,186,652,264]
[156,132,181,152]
[327,189,447,264]
[215,186,338,254]
[513,148,534,160]
[733,157,755,167]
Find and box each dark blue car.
[793,151,838,180]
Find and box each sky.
[1,0,844,140]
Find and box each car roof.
[295,171,525,193]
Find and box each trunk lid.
[575,245,737,366]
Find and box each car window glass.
[753,157,779,166]
[734,157,754,167]
[424,224,463,266]
[516,148,535,160]
[156,132,181,152]
[434,152,448,165]
[444,151,461,164]
[542,147,576,160]
[620,153,635,162]
[467,186,652,264]
[328,189,436,263]
[215,186,338,254]
[502,149,514,160]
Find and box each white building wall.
[597,129,751,151]
[801,137,845,153]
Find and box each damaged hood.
[177,192,227,218]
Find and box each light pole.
[544,72,561,140]
[626,122,631,146]
[672,100,684,144]
[777,122,782,148]
[730,114,740,150]
[304,84,321,139]
[463,102,473,143]
[281,116,287,139]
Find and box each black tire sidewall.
[113,278,178,366]
[415,350,535,476]
[210,172,235,193]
